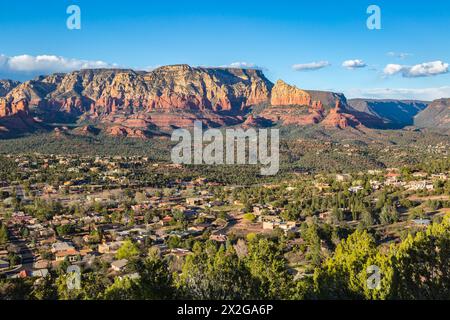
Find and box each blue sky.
[0,0,449,100]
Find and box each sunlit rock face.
[1,65,371,137]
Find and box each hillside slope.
[415,98,450,129]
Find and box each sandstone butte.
[321,100,361,129]
[271,80,311,106]
[0,65,361,137]
[260,80,327,126]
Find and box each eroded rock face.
[259,81,320,125]
[4,66,273,115]
[321,100,361,129]
[106,126,147,139]
[0,65,368,137]
[242,114,273,128]
[0,98,30,117]
[271,80,312,106]
[1,66,274,134]
[259,80,331,126]
[0,80,21,97]
[0,99,7,117]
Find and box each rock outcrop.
[259,80,326,125]
[0,66,273,135]
[270,80,313,106]
[242,114,273,128]
[322,100,361,129]
[106,126,148,139]
[76,125,100,136]
[414,98,450,129]
[306,90,348,110]
[0,65,373,137]
[0,80,20,97]
[0,98,30,117]
[5,66,273,114]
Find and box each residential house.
[412,219,431,227]
[168,248,192,258]
[98,241,123,254]
[209,234,227,242]
[431,173,448,180]
[111,259,128,272]
[31,269,49,278]
[263,221,276,230]
[370,180,382,190]
[407,181,434,191]
[186,198,203,206]
[51,242,75,253]
[34,259,50,269]
[279,222,297,232]
[348,186,364,193]
[160,215,174,226]
[412,172,428,178]
[55,249,80,262]
[336,174,351,182]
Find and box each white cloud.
[226,62,256,68]
[0,53,116,79]
[407,61,449,77]
[219,62,265,70]
[383,64,405,75]
[345,86,450,101]
[383,60,449,77]
[292,61,330,71]
[387,52,411,59]
[342,59,367,69]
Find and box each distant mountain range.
[347,99,429,129]
[0,65,448,138]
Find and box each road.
[1,234,36,277]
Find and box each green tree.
[243,213,256,223]
[245,238,292,299]
[177,242,257,299]
[133,255,175,299]
[104,277,139,300]
[116,240,140,260]
[380,205,399,225]
[360,209,375,227]
[389,215,450,299]
[56,272,110,300]
[0,278,33,300]
[313,230,377,299]
[31,276,58,300]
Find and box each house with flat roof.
[111,259,128,272]
[412,219,431,227]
